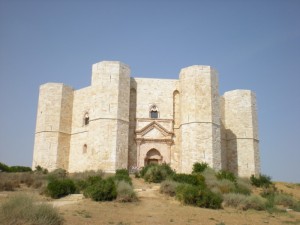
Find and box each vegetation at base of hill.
[250,174,272,187]
[0,162,32,172]
[144,162,300,211]
[82,169,136,202]
[46,178,76,199]
[192,162,208,173]
[176,183,223,209]
[0,171,48,191]
[0,194,63,225]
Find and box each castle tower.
[32,83,73,171]
[87,61,130,172]
[222,90,260,177]
[179,66,222,173]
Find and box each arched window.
[149,105,159,119]
[84,112,89,125]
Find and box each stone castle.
[32,61,260,177]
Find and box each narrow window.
[150,105,159,119]
[84,112,89,125]
[83,144,87,154]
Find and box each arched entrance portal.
[144,149,162,165]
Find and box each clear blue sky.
[0,0,299,182]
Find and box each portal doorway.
[144,149,162,166]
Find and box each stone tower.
[32,83,73,171]
[179,66,222,173]
[67,61,130,172]
[221,90,260,177]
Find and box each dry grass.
[116,180,137,202]
[0,193,63,225]
[0,172,47,191]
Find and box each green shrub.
[140,163,175,183]
[292,201,300,212]
[139,164,156,177]
[113,174,132,185]
[116,180,137,202]
[143,164,175,183]
[160,180,180,197]
[192,162,208,173]
[9,166,32,173]
[0,162,32,173]
[0,162,10,172]
[74,179,89,192]
[0,194,63,225]
[175,184,223,209]
[47,179,76,199]
[86,176,102,185]
[171,173,206,187]
[116,169,129,177]
[250,174,272,188]
[84,178,117,201]
[216,170,236,183]
[35,165,48,174]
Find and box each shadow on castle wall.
[225,129,239,175]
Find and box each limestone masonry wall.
[33,60,260,177]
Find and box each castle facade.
[32,61,260,177]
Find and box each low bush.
[192,162,208,173]
[250,174,272,188]
[47,178,76,199]
[215,179,235,194]
[216,170,236,183]
[0,194,63,225]
[0,162,10,172]
[84,178,117,201]
[224,193,267,211]
[241,195,267,211]
[223,193,247,208]
[171,173,206,187]
[175,184,223,209]
[160,180,180,197]
[113,174,132,186]
[143,164,175,183]
[35,165,48,174]
[139,164,156,177]
[274,193,296,207]
[116,169,129,177]
[234,178,252,195]
[116,180,137,202]
[0,162,32,173]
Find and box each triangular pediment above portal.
[143,127,166,139]
[136,121,173,140]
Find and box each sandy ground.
[1,178,300,225]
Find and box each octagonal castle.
[32,61,260,177]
